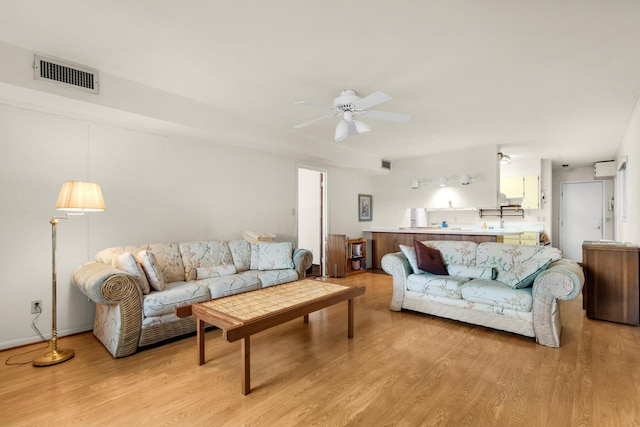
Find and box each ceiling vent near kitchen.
[381,159,391,170]
[33,54,99,94]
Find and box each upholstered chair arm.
[381,252,412,311]
[532,259,585,348]
[293,248,313,279]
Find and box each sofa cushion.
[446,264,497,280]
[136,250,166,291]
[142,281,210,317]
[460,279,533,312]
[420,240,478,266]
[257,242,295,270]
[199,274,261,299]
[407,273,469,299]
[196,265,237,279]
[414,241,448,275]
[228,239,251,273]
[179,241,236,281]
[476,243,561,289]
[240,269,299,288]
[399,245,425,274]
[114,252,151,294]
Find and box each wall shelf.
[479,205,524,218]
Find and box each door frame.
[296,164,328,277]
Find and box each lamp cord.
[4,306,50,365]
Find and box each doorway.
[297,166,327,277]
[559,181,604,262]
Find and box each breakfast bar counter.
[364,228,524,270]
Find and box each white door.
[560,181,604,262]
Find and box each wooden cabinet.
[326,235,367,277]
[500,175,539,209]
[582,241,639,325]
[522,175,539,209]
[501,176,524,198]
[502,231,539,246]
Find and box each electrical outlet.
[31,300,42,314]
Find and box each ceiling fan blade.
[352,91,392,110]
[294,113,339,129]
[294,100,334,109]
[361,109,411,123]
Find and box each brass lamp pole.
[33,181,105,367]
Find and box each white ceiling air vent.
[381,159,391,170]
[33,54,99,94]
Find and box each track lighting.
[411,174,474,188]
[498,152,511,165]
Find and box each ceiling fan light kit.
[294,89,410,141]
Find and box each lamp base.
[33,348,74,367]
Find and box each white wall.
[0,104,372,349]
[371,146,499,228]
[616,96,640,245]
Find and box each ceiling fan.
[294,89,410,142]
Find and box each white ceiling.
[1,1,640,171]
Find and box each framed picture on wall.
[358,194,372,221]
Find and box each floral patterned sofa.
[72,240,312,357]
[381,241,584,347]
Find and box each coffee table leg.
[242,336,251,395]
[303,314,309,324]
[348,298,355,338]
[197,318,205,365]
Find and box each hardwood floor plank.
[2,273,640,426]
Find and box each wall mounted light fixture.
[498,152,511,165]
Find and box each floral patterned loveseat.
[72,240,312,358]
[381,241,584,347]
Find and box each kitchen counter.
[364,228,525,270]
[364,227,524,236]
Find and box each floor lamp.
[33,181,105,367]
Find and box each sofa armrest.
[293,248,313,279]
[532,258,585,347]
[72,262,140,305]
[73,262,143,358]
[381,252,412,311]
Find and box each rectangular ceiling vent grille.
[381,159,391,170]
[34,54,99,94]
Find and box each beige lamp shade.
[55,181,105,212]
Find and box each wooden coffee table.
[176,279,365,395]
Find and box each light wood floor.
[2,273,639,426]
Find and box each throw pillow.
[257,242,295,270]
[414,240,448,275]
[136,250,166,291]
[113,252,151,294]
[496,258,553,289]
[399,244,426,274]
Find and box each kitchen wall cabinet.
[500,175,539,209]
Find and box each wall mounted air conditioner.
[594,161,616,178]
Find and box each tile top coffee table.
[177,279,365,395]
